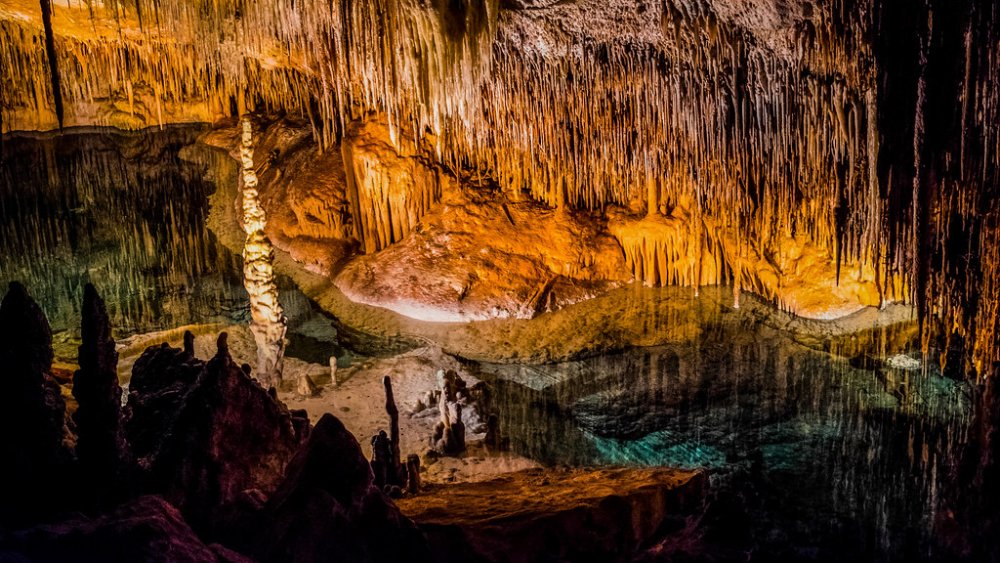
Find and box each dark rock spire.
[73,283,130,508]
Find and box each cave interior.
[0,0,998,561]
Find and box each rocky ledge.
[396,467,706,563]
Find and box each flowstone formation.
[2,0,998,369]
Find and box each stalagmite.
[73,283,130,508]
[240,117,287,387]
[383,375,402,486]
[432,370,466,455]
[0,282,70,525]
[296,374,318,397]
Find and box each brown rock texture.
[0,495,252,563]
[252,413,432,563]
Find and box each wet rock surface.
[397,467,706,563]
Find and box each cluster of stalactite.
[1,0,997,373]
[869,0,1000,377]
[341,121,446,253]
[0,0,497,140]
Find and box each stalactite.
[0,0,996,371]
[341,119,445,253]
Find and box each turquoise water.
[478,326,973,560]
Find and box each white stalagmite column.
[240,117,287,387]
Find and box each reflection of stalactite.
[240,117,286,387]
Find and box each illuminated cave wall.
[0,0,997,372]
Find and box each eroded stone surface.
[0,495,252,563]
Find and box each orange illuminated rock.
[396,467,706,563]
[334,173,629,322]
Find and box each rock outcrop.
[0,282,71,526]
[127,333,304,533]
[0,495,252,563]
[396,467,707,563]
[253,413,431,563]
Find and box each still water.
[479,307,973,560]
[0,128,977,561]
[0,127,337,362]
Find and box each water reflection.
[478,319,972,560]
[0,127,335,364]
[0,127,245,337]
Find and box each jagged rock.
[72,283,130,508]
[289,408,312,443]
[0,282,71,526]
[0,495,252,563]
[127,332,304,534]
[126,343,205,463]
[253,413,431,563]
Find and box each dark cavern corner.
[0,0,997,561]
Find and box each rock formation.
[252,413,431,563]
[4,0,996,368]
[406,454,422,495]
[0,281,71,526]
[0,285,436,561]
[72,283,130,508]
[127,332,303,533]
[127,343,206,463]
[432,370,468,455]
[240,117,288,388]
[383,375,403,486]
